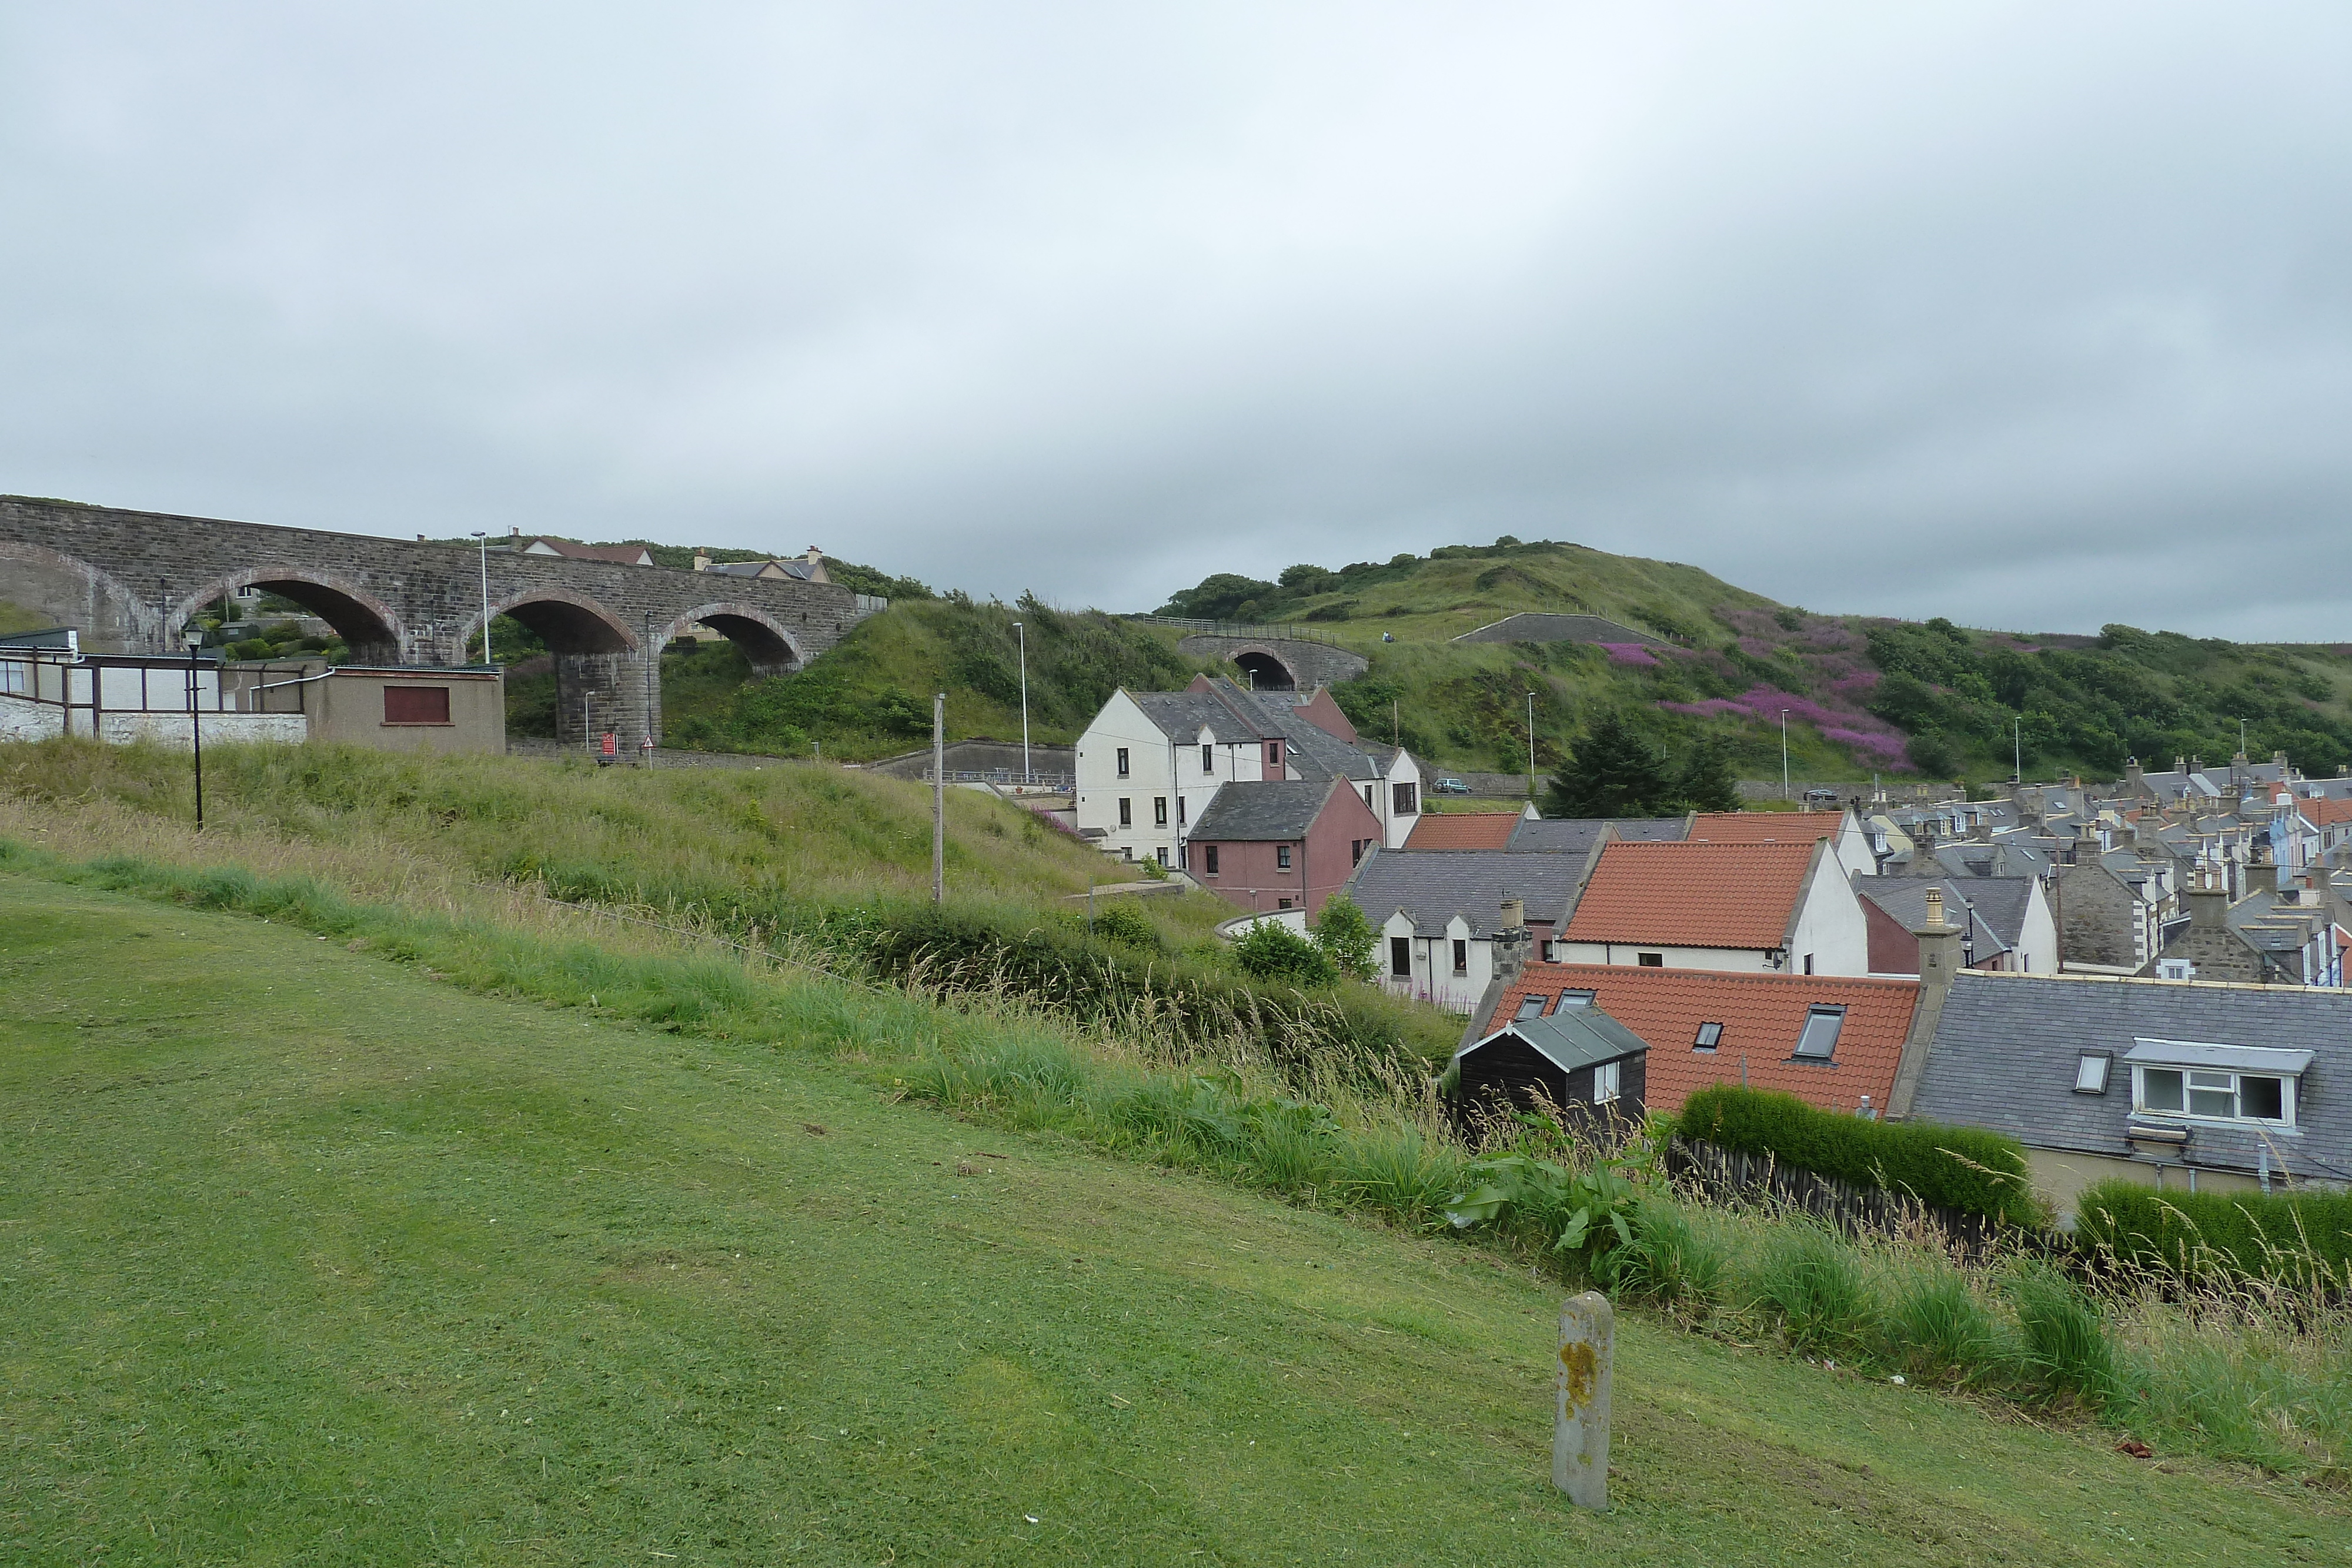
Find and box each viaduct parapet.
[0,496,869,745]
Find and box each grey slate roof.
[1855,875,2026,957]
[1131,690,1261,744]
[1457,1004,1650,1072]
[1910,971,2352,1185]
[1188,780,1342,841]
[1219,679,1380,783]
[1342,847,1588,938]
[1506,817,1689,856]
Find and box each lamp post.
[1526,690,1536,797]
[1780,708,1790,802]
[470,531,492,665]
[183,626,206,831]
[1013,620,1031,784]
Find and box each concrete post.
[1554,1290,1612,1510]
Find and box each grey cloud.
[2,4,2346,635]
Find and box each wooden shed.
[1451,996,1649,1130]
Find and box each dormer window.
[1202,743,1214,772]
[1694,1022,1723,1051]
[1793,1006,1846,1061]
[1266,740,1282,769]
[2124,1038,2306,1127]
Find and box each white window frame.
[1593,1060,1621,1104]
[2131,1064,2295,1128]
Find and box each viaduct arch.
[0,496,869,747]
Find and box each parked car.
[1432,777,1472,795]
[1802,788,1840,807]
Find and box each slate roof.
[1458,1004,1651,1075]
[1343,848,1588,938]
[517,537,654,566]
[1404,813,1521,851]
[701,557,824,581]
[1188,780,1345,841]
[1482,962,1919,1116]
[1131,690,1261,745]
[1688,811,1846,845]
[1910,971,2352,1185]
[1506,817,1689,855]
[1856,875,2032,956]
[1560,841,1818,950]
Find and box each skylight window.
[1793,1007,1846,1061]
[1694,1022,1723,1051]
[1554,990,1596,1010]
[1515,994,1548,1021]
[2073,1053,2112,1094]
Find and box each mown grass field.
[4,871,2345,1564]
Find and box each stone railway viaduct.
[0,496,870,745]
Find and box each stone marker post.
[1554,1291,1613,1509]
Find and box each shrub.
[1611,1199,1726,1314]
[1231,920,1340,988]
[1090,900,1159,950]
[1678,1085,2044,1227]
[2074,1178,2352,1288]
[1311,894,1378,981]
[2010,1265,2115,1405]
[1748,1225,1875,1355]
[1887,1266,2004,1382]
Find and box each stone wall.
[1176,634,1368,691]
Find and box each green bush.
[1678,1085,2043,1227]
[1748,1225,1875,1355]
[1311,894,1378,981]
[1090,900,1160,949]
[1231,920,1340,988]
[2010,1265,2116,1405]
[2074,1179,2352,1287]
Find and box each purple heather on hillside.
[1658,683,1913,770]
[1599,643,1659,666]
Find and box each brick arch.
[477,586,638,656]
[654,601,804,676]
[0,539,157,653]
[176,565,408,665]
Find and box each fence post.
[1554,1291,1612,1509]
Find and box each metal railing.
[1124,614,1346,648]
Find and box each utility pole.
[183,626,206,831]
[1780,709,1790,802]
[2013,715,2022,784]
[932,692,946,904]
[1013,619,1031,784]
[643,611,657,755]
[471,531,492,664]
[1526,690,1536,797]
[1392,697,1398,749]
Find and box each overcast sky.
[4,4,2347,638]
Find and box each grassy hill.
[5,865,2340,1563]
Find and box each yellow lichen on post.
[1554,1291,1612,1509]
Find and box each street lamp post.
[183,626,206,831]
[1013,620,1031,784]
[1780,709,1791,802]
[470,531,492,665]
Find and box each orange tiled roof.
[1482,962,1918,1116]
[1404,812,1521,851]
[1687,810,1845,844]
[2296,797,2352,828]
[1561,840,1817,949]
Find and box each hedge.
[1676,1085,2044,1228]
[2073,1178,2352,1287]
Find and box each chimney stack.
[1892,885,1966,1119]
[693,552,711,571]
[1499,897,1526,931]
[1492,898,1532,983]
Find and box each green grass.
[5,874,2346,1564]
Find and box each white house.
[1073,677,1421,867]
[1344,848,1588,1014]
[1553,838,1874,976]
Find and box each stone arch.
[0,539,155,653]
[654,601,805,676]
[1228,645,1298,691]
[178,565,406,664]
[480,586,639,657]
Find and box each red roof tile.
[1688,810,1845,844]
[2297,797,2352,828]
[1404,812,1521,851]
[1561,840,1817,949]
[1483,962,1918,1116]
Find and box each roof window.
[1793,1006,1846,1061]
[1553,990,1596,1010]
[1514,994,1549,1021]
[2073,1052,2111,1094]
[1693,1022,1723,1051]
